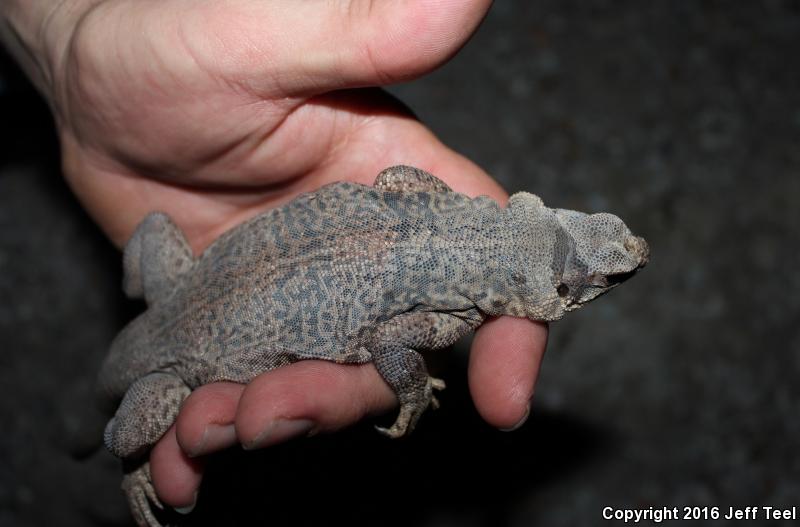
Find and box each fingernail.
[243,419,315,450]
[188,424,236,457]
[499,402,530,432]
[174,491,198,515]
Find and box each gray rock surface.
[1,1,798,525]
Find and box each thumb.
[202,0,493,95]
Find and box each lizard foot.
[375,376,445,438]
[121,461,165,527]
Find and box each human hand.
[9,0,548,512]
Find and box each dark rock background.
[1,1,798,525]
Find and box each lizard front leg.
[368,310,484,438]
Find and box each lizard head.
[506,193,648,321]
[552,209,649,314]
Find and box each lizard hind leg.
[104,372,191,458]
[105,373,191,526]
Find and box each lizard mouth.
[605,269,638,287]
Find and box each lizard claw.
[374,424,404,439]
[375,376,446,437]
[430,376,445,409]
[375,402,414,438]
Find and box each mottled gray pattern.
[99,165,648,526]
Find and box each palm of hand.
[48,0,545,512]
[57,1,497,249]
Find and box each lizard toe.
[122,461,165,527]
[430,377,446,391]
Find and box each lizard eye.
[556,283,570,297]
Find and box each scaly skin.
[99,166,649,526]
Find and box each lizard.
[98,165,649,526]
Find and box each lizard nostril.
[624,236,650,266]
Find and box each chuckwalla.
[99,165,649,526]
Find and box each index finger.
[469,316,548,430]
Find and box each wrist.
[1,0,99,100]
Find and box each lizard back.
[102,181,503,393]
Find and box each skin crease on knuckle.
[150,427,203,508]
[174,384,242,451]
[237,363,395,436]
[171,363,380,457]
